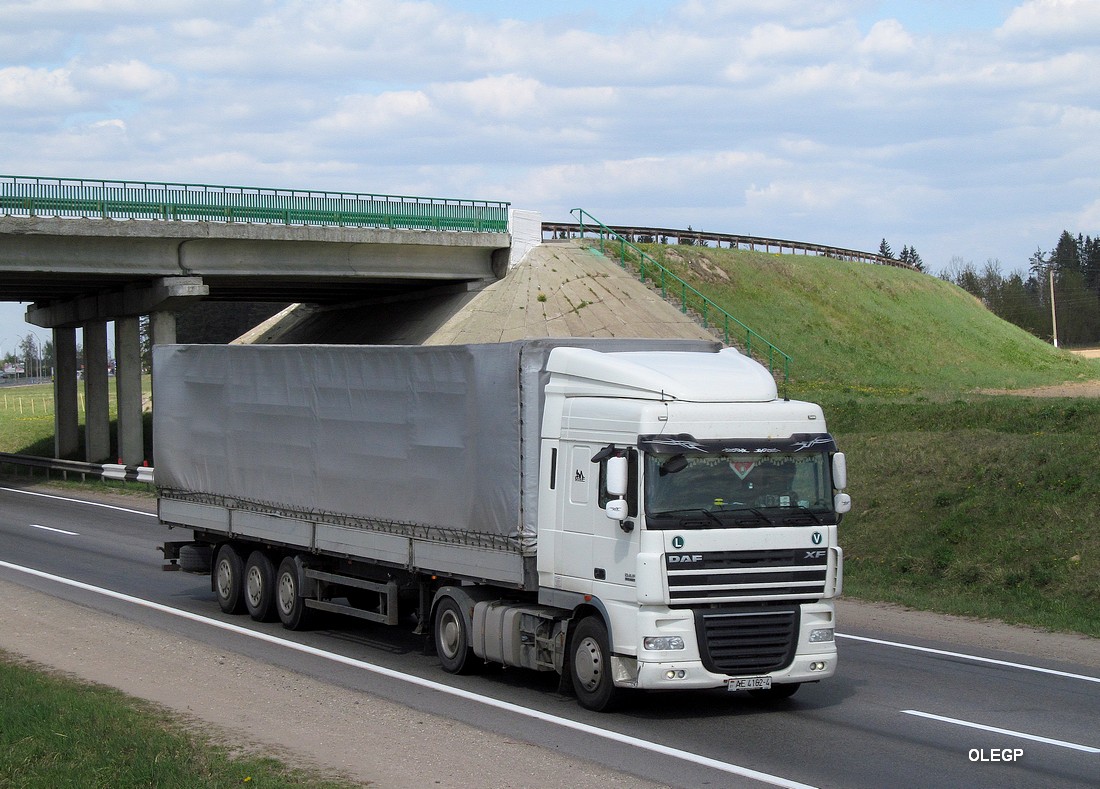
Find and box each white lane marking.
[903,710,1100,754]
[30,524,79,536]
[0,486,156,518]
[838,633,1100,684]
[0,559,816,789]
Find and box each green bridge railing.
[571,208,791,388]
[0,175,510,233]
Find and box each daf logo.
[668,554,704,564]
[804,550,827,560]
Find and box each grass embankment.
[0,653,354,789]
[628,243,1100,637]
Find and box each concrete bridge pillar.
[83,321,111,462]
[151,310,177,345]
[52,327,79,459]
[114,316,144,465]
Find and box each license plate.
[728,676,772,692]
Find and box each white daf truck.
[155,339,849,711]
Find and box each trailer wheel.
[433,596,476,675]
[570,617,621,712]
[213,544,245,615]
[275,555,312,630]
[244,550,278,622]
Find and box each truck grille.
[666,548,827,604]
[695,608,799,674]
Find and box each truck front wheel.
[570,616,621,712]
[433,596,476,674]
[275,556,312,630]
[213,544,245,615]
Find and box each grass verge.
[0,652,356,788]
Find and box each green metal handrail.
[0,175,510,233]
[571,208,791,387]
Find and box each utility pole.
[1049,265,1059,348]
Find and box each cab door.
[592,449,640,599]
[556,443,596,590]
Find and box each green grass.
[632,244,1100,398]
[0,382,59,456]
[0,376,153,458]
[0,653,356,789]
[597,241,1100,637]
[837,399,1100,635]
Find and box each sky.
[2,0,1099,354]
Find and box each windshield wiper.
[653,507,778,527]
[652,508,725,528]
[726,506,775,526]
[782,507,824,525]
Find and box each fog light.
[664,670,687,680]
[644,636,686,650]
[809,627,834,643]
[809,661,828,671]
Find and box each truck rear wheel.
[433,596,477,674]
[213,544,245,615]
[570,616,621,712]
[244,550,278,622]
[275,555,312,630]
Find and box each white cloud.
[312,90,435,134]
[999,0,1100,42]
[859,18,918,60]
[80,59,175,94]
[0,66,82,109]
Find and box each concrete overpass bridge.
[0,174,518,465]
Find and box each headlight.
[809,627,834,643]
[643,636,686,650]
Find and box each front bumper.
[617,601,838,691]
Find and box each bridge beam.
[26,276,209,329]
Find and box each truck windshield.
[641,436,837,529]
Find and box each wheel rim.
[215,559,233,601]
[574,636,603,692]
[277,571,296,615]
[246,565,263,607]
[438,608,462,659]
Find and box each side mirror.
[606,455,628,497]
[605,499,629,521]
[834,492,852,514]
[832,452,847,491]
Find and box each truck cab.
[535,346,848,709]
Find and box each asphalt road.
[1,483,1097,788]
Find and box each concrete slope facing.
[240,241,718,345]
[423,241,717,344]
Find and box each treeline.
[940,230,1100,346]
